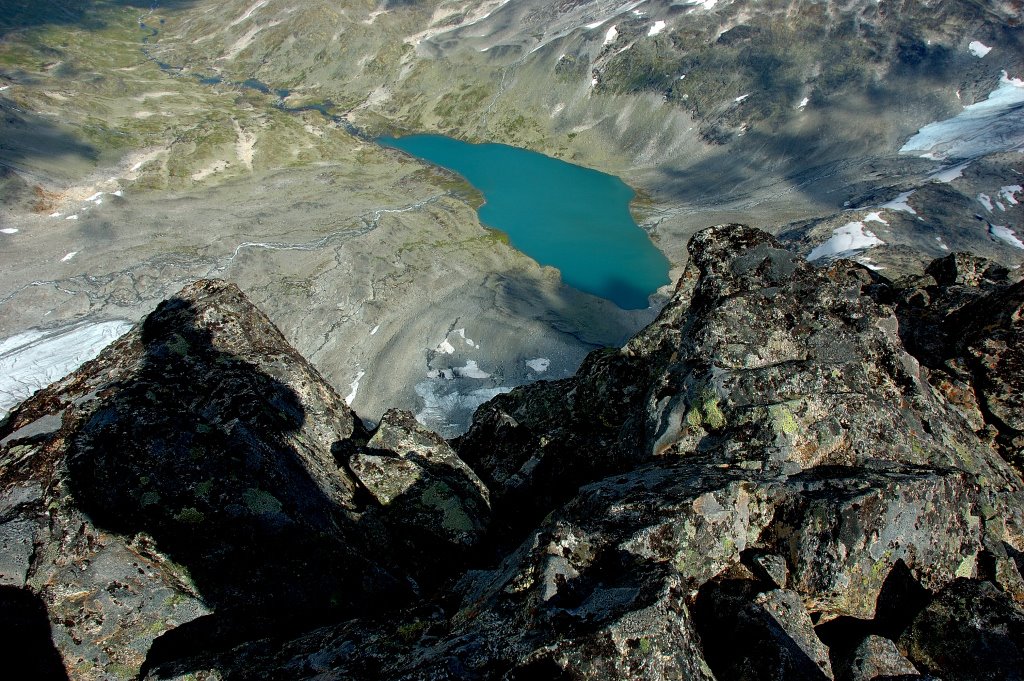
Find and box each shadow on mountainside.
[0,98,99,181]
[61,295,411,672]
[0,0,199,38]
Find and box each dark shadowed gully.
[1,226,1023,680]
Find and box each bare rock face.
[2,227,1024,680]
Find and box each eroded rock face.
[348,408,490,587]
[2,227,1024,680]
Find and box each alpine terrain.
[0,1,1023,679]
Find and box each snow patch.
[863,211,888,225]
[797,96,809,110]
[856,257,883,271]
[0,86,9,92]
[436,339,456,355]
[0,320,133,416]
[60,252,78,262]
[228,0,269,27]
[604,25,618,45]
[345,370,365,406]
[648,21,666,37]
[49,212,61,218]
[999,185,1022,205]
[454,360,490,379]
[0,228,17,234]
[991,224,1024,249]
[734,93,749,103]
[414,382,512,438]
[369,325,380,336]
[880,191,917,214]
[930,162,970,183]
[968,41,992,58]
[978,193,994,211]
[526,358,550,373]
[65,215,78,221]
[807,221,885,261]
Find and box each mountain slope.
[2,226,1023,679]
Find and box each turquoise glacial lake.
[379,134,670,309]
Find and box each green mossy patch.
[242,487,284,516]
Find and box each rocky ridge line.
[1,225,1023,680]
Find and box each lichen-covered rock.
[891,252,1024,473]
[836,635,919,681]
[900,579,1024,681]
[767,464,983,620]
[5,225,1024,680]
[732,588,835,681]
[349,408,489,585]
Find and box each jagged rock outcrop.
[0,281,421,679]
[2,226,1024,679]
[888,252,1024,472]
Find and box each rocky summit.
[2,225,1024,680]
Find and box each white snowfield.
[901,71,1024,160]
[807,221,884,262]
[880,191,917,214]
[991,224,1024,249]
[969,41,992,58]
[526,357,550,373]
[0,320,133,417]
[415,381,511,437]
[930,161,970,183]
[454,360,490,379]
[1000,185,1022,205]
